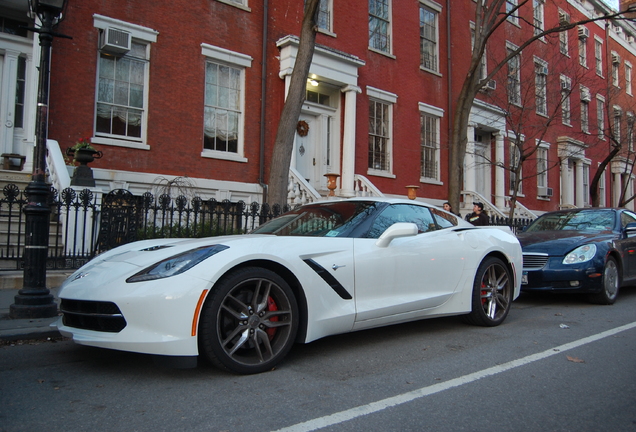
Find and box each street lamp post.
[9,0,68,319]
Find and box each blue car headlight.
[562,244,597,265]
[127,245,229,282]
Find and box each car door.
[352,204,466,325]
[619,210,636,282]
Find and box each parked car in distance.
[56,198,522,374]
[517,208,636,304]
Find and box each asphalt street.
[1,289,635,432]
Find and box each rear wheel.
[588,256,620,305]
[463,257,513,327]
[198,267,299,374]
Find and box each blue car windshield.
[251,201,380,237]
[525,210,615,232]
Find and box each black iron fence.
[0,184,533,272]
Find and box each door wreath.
[297,120,309,137]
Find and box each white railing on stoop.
[353,174,384,197]
[288,167,321,205]
[46,139,71,192]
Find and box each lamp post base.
[9,293,58,319]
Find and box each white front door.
[294,111,334,191]
[474,133,491,200]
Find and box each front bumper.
[521,256,604,294]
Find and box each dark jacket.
[466,212,489,226]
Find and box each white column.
[464,124,476,207]
[340,85,361,197]
[560,158,570,207]
[614,172,622,207]
[575,159,584,207]
[0,50,20,155]
[494,131,505,209]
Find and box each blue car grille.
[522,253,549,270]
[60,299,127,333]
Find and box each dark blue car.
[517,208,636,304]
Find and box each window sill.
[367,169,396,179]
[420,67,442,77]
[201,149,248,163]
[216,0,251,12]
[420,177,443,186]
[92,136,150,150]
[317,28,336,38]
[368,47,396,60]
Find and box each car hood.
[517,230,614,255]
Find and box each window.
[612,52,620,87]
[613,107,622,142]
[597,95,605,139]
[599,165,606,206]
[561,76,572,126]
[509,141,522,194]
[365,204,437,238]
[537,145,548,195]
[201,44,252,161]
[316,0,332,33]
[559,28,569,55]
[581,86,590,133]
[93,15,158,148]
[626,62,633,95]
[628,113,634,151]
[95,41,148,142]
[419,103,444,182]
[583,164,590,206]
[14,56,26,129]
[578,30,588,67]
[507,45,521,106]
[535,61,547,115]
[0,16,28,37]
[471,26,487,81]
[368,100,391,172]
[221,0,248,7]
[533,0,544,37]
[595,39,603,75]
[506,0,519,25]
[369,0,391,53]
[420,2,440,72]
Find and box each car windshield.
[525,210,615,232]
[251,201,380,237]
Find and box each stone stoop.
[0,270,73,291]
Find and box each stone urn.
[67,147,103,187]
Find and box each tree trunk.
[266,0,320,206]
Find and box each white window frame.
[217,0,250,11]
[598,162,606,207]
[626,61,633,95]
[536,142,549,197]
[613,105,622,143]
[578,30,588,67]
[533,0,545,38]
[611,51,621,87]
[471,23,487,81]
[419,102,444,184]
[561,75,572,126]
[507,42,521,106]
[559,26,569,56]
[597,94,606,139]
[367,86,397,177]
[506,0,519,26]
[92,15,159,150]
[628,112,635,152]
[509,139,523,195]
[535,58,548,116]
[315,0,334,35]
[594,37,603,76]
[201,44,252,163]
[369,0,392,55]
[420,0,441,73]
[583,161,590,207]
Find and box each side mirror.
[375,222,419,248]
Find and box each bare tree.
[267,0,321,206]
[447,0,635,213]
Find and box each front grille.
[523,253,549,270]
[60,299,127,333]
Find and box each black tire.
[588,256,620,305]
[462,257,513,327]
[198,267,299,374]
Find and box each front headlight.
[563,244,597,265]
[127,245,229,282]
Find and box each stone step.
[0,270,73,290]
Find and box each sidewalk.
[0,271,71,342]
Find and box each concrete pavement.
[0,271,71,342]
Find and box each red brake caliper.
[481,282,487,305]
[266,296,278,340]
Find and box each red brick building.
[2,0,636,216]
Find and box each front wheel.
[588,256,620,305]
[462,257,513,327]
[198,267,299,374]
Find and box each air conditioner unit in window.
[537,186,547,197]
[558,11,570,24]
[486,79,496,90]
[578,26,590,39]
[612,53,621,64]
[581,88,591,102]
[628,35,635,44]
[561,81,571,91]
[100,27,131,54]
[538,65,548,75]
[546,187,553,197]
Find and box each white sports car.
[56,198,522,374]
